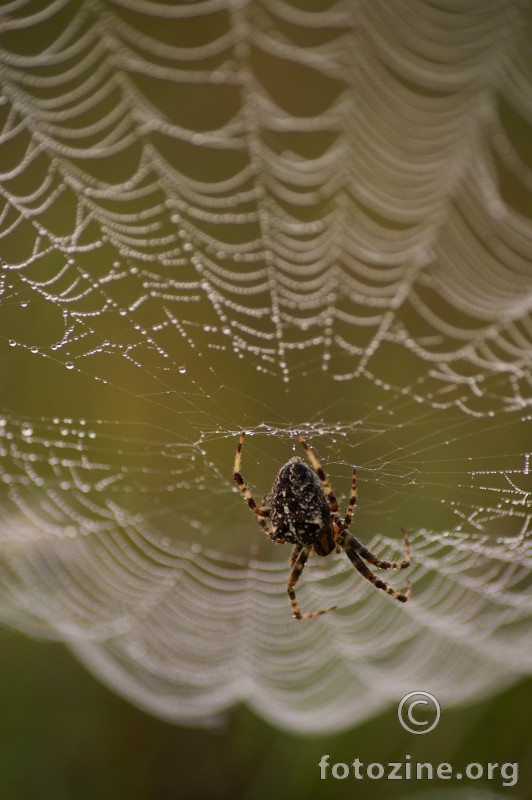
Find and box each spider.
[233,431,411,619]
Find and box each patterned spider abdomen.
[269,457,334,553]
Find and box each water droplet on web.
[30,346,38,354]
[8,340,16,347]
[178,366,186,374]
[21,424,33,437]
[65,361,74,370]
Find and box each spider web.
[0,0,531,733]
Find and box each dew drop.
[178,366,187,374]
[65,361,74,370]
[8,340,16,347]
[30,346,38,354]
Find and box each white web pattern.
[0,0,531,732]
[1,0,531,396]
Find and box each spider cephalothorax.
[233,431,411,620]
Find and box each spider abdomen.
[269,457,333,550]
[234,431,411,618]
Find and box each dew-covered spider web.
[0,0,531,733]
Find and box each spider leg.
[342,466,357,528]
[296,432,338,512]
[340,531,411,602]
[233,432,270,532]
[340,527,410,570]
[288,545,337,620]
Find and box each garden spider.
[233,431,411,620]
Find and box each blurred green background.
[1,1,531,798]
[0,629,530,800]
